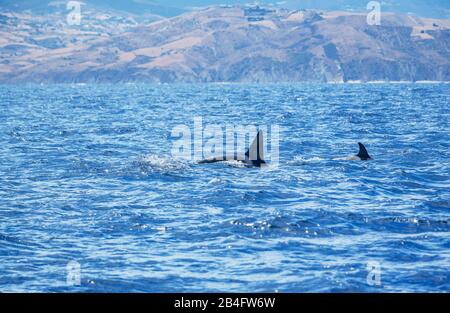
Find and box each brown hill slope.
[1,6,449,83]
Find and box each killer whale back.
[357,142,371,160]
[198,130,266,167]
[245,130,266,166]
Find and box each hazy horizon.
[1,0,449,18]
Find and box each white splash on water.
[140,154,188,171]
[289,156,325,165]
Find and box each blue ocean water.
[0,83,449,293]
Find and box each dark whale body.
[199,130,266,168]
[199,132,371,166]
[356,142,372,160]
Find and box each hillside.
[1,6,449,83]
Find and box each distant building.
[247,16,265,22]
[244,6,275,22]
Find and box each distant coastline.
[1,6,449,84]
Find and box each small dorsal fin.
[357,142,371,160]
[245,130,265,164]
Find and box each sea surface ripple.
[0,83,449,292]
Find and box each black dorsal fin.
[245,130,266,165]
[357,142,371,160]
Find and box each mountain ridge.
[1,6,449,83]
[2,0,449,19]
